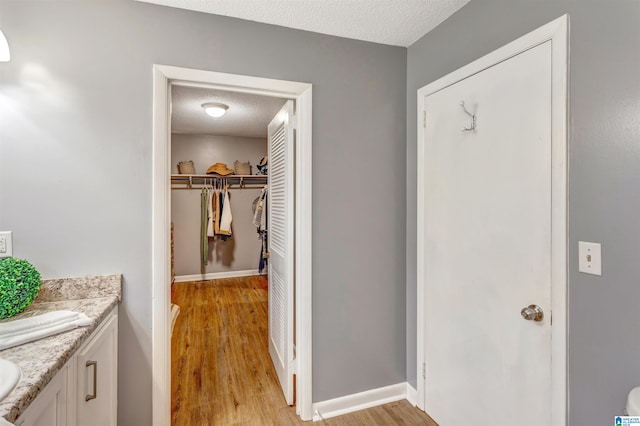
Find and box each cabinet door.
[75,310,117,426]
[15,364,67,426]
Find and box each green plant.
[0,257,41,319]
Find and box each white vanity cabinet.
[14,308,118,426]
[74,309,118,426]
[14,365,68,426]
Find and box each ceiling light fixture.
[202,102,228,118]
[0,30,10,62]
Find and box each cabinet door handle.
[85,360,98,401]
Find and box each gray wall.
[406,1,640,424]
[171,134,266,276]
[0,1,407,423]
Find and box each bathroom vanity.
[0,275,121,426]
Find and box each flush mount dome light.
[202,102,228,118]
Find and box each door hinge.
[291,114,297,129]
[423,110,427,128]
[422,362,426,379]
[290,358,298,374]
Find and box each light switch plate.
[0,231,13,258]
[578,241,601,276]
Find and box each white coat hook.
[460,101,477,132]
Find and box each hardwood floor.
[171,276,438,425]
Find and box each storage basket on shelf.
[234,161,251,175]
[177,161,196,174]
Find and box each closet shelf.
[171,174,267,189]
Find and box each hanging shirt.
[219,189,233,236]
[253,186,268,232]
[253,186,268,273]
[213,189,221,236]
[260,190,267,233]
[207,188,215,237]
[200,188,209,265]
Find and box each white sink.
[0,359,21,401]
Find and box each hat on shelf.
[256,155,268,175]
[206,162,234,176]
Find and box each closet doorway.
[169,86,286,284]
[151,66,313,425]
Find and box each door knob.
[521,304,544,322]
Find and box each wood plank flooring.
[171,276,438,425]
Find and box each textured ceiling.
[136,0,470,47]
[171,85,288,138]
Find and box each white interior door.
[423,42,553,425]
[268,100,295,405]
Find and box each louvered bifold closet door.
[267,100,295,405]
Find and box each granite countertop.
[0,275,122,424]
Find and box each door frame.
[151,65,313,424]
[416,14,568,425]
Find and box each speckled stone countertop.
[0,275,121,423]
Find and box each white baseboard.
[312,382,408,421]
[174,269,261,282]
[406,383,417,406]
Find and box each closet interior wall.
[171,134,267,278]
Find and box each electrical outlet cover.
[0,232,12,258]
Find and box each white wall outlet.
[578,241,601,276]
[0,231,13,258]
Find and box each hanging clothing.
[213,189,221,235]
[258,233,268,274]
[200,188,209,266]
[219,189,233,236]
[260,194,266,234]
[206,187,215,237]
[253,186,268,231]
[253,186,268,273]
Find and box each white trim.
[295,86,313,419]
[416,80,426,413]
[405,383,418,407]
[152,65,171,426]
[312,383,407,421]
[415,14,568,426]
[549,15,569,426]
[152,65,313,424]
[173,270,262,282]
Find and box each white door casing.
[416,14,568,426]
[268,100,295,405]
